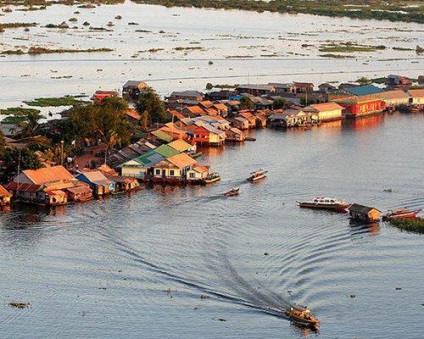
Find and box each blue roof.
[345,85,385,96]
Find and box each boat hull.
[383,210,420,221]
[248,174,267,182]
[298,202,350,211]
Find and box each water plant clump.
[388,218,424,234]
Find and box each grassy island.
[132,0,424,24]
[24,96,87,107]
[388,218,424,234]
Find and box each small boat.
[247,168,267,182]
[284,305,320,330]
[382,208,421,221]
[297,197,350,212]
[224,188,240,197]
[204,172,221,184]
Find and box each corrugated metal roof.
[151,130,173,142]
[408,89,424,98]
[166,153,197,169]
[0,184,12,197]
[168,139,193,152]
[78,170,111,184]
[345,85,385,96]
[349,203,380,213]
[154,144,180,158]
[22,165,74,184]
[309,102,344,112]
[382,90,410,100]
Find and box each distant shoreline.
[2,0,424,24]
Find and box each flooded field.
[1,1,424,108]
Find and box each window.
[155,169,160,175]
[170,170,175,176]
[189,173,195,178]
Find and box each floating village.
[1,74,424,243]
[1,72,424,329]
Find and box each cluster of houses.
[1,74,424,208]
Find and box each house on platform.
[318,83,336,93]
[190,124,226,146]
[236,84,275,96]
[181,105,206,117]
[168,139,197,155]
[349,204,381,223]
[98,164,140,192]
[303,102,344,122]
[168,91,204,107]
[152,153,198,185]
[0,184,12,206]
[212,103,229,116]
[385,74,411,90]
[75,170,115,196]
[329,85,385,118]
[120,150,165,179]
[407,89,424,105]
[231,116,250,130]
[239,112,257,129]
[225,127,245,142]
[206,90,238,101]
[381,90,410,109]
[153,144,181,159]
[268,82,296,93]
[91,90,119,103]
[186,165,210,184]
[150,129,174,143]
[122,80,147,101]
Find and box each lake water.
[1,1,424,109]
[1,112,424,338]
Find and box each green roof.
[345,85,384,96]
[154,144,180,158]
[151,130,173,142]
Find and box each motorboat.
[204,172,221,184]
[297,197,350,211]
[224,188,240,197]
[284,304,320,330]
[382,208,421,221]
[247,168,267,182]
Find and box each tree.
[0,130,6,152]
[19,110,46,137]
[136,87,167,125]
[239,96,255,110]
[205,82,213,90]
[273,98,286,109]
[356,76,371,85]
[0,147,43,183]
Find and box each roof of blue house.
[345,85,385,96]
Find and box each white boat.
[297,197,350,211]
[247,168,267,182]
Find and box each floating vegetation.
[319,43,386,53]
[225,55,254,59]
[0,22,37,31]
[174,46,203,51]
[8,302,30,309]
[0,107,41,115]
[320,54,355,59]
[27,47,113,54]
[24,96,86,107]
[1,49,25,55]
[393,47,414,51]
[388,218,424,234]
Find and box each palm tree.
[19,110,46,138]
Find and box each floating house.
[225,127,245,142]
[152,153,198,185]
[407,89,424,106]
[381,90,410,109]
[236,84,275,97]
[190,124,226,146]
[349,203,381,223]
[122,80,147,101]
[186,165,210,184]
[329,85,386,118]
[75,170,115,196]
[303,102,344,122]
[91,90,119,103]
[120,150,165,180]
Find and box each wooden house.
[225,127,245,142]
[385,74,411,90]
[236,84,275,96]
[91,90,119,104]
[318,83,336,93]
[186,165,210,184]
[212,103,229,116]
[122,80,147,101]
[268,82,296,94]
[190,125,225,146]
[181,106,206,117]
[239,112,257,129]
[0,184,12,206]
[75,170,115,196]
[255,113,268,128]
[64,184,93,202]
[349,203,381,223]
[168,139,197,155]
[407,89,424,106]
[120,150,165,180]
[303,102,344,122]
[152,153,198,185]
[381,90,410,109]
[232,116,250,130]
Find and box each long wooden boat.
[204,172,221,184]
[247,168,267,182]
[297,197,350,212]
[382,208,421,221]
[284,305,320,330]
[224,188,240,197]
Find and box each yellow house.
[186,165,210,184]
[304,102,344,122]
[152,153,197,184]
[382,90,410,107]
[408,89,424,105]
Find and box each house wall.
[121,165,147,179]
[384,97,410,106]
[153,167,182,179]
[411,96,424,105]
[346,100,385,116]
[318,109,343,121]
[187,170,203,180]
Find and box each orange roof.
[408,89,424,98]
[309,102,344,112]
[185,106,206,115]
[213,103,228,111]
[0,184,12,197]
[382,90,410,100]
[169,110,185,120]
[168,139,193,152]
[166,153,197,169]
[192,165,209,173]
[22,165,74,184]
[199,100,214,108]
[125,109,141,120]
